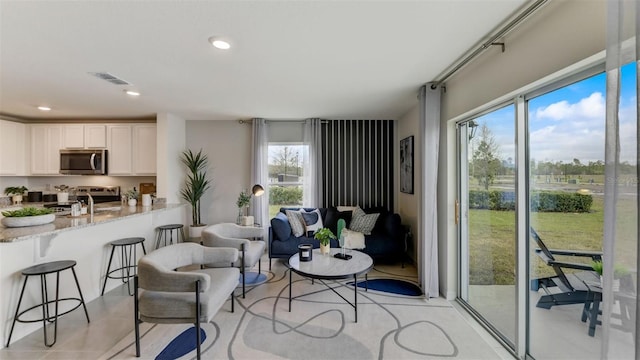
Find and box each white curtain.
[419,84,441,298]
[602,1,638,358]
[251,118,269,228]
[303,118,323,207]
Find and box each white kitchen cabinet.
[133,125,156,175]
[31,124,62,175]
[85,125,107,148]
[107,124,156,176]
[107,125,133,175]
[62,125,85,148]
[0,120,27,175]
[62,124,106,149]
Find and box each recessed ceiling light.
[37,106,51,111]
[125,90,140,96]
[208,37,231,50]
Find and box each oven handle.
[90,153,96,170]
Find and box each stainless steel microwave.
[59,149,108,175]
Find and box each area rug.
[349,278,423,296]
[101,263,501,360]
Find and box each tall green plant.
[180,149,211,226]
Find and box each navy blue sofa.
[268,206,406,268]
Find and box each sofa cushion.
[300,208,323,236]
[285,210,305,237]
[324,206,353,235]
[271,212,292,241]
[349,207,379,235]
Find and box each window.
[268,143,308,217]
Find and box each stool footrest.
[16,298,84,324]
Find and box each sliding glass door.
[457,63,637,358]
[458,104,517,347]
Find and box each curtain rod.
[430,0,548,88]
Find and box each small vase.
[320,243,331,255]
[128,198,137,206]
[237,208,243,225]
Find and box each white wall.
[156,113,186,205]
[397,106,420,263]
[186,120,253,226]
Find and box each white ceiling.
[0,0,528,121]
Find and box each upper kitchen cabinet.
[0,120,28,175]
[62,124,106,149]
[107,124,156,176]
[31,124,62,175]
[133,125,156,175]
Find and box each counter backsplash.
[0,197,11,207]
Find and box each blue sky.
[476,62,637,164]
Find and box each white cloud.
[534,92,605,121]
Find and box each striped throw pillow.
[348,207,379,235]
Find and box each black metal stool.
[155,224,186,249]
[101,237,147,296]
[6,260,90,347]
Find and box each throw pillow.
[271,212,292,241]
[285,210,306,237]
[349,206,379,235]
[301,208,324,236]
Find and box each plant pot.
[189,225,206,238]
[11,195,22,205]
[128,198,137,206]
[320,243,331,255]
[1,214,55,228]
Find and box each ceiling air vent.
[89,72,131,85]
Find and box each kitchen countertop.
[0,202,185,243]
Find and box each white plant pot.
[1,214,55,228]
[128,199,137,207]
[189,225,207,239]
[11,195,22,205]
[320,243,331,255]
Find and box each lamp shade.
[252,184,265,197]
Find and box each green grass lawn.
[468,195,637,285]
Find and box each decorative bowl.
[1,214,55,228]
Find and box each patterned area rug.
[101,260,500,360]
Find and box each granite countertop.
[0,202,185,243]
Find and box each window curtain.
[602,1,638,358]
[251,118,269,228]
[419,84,441,298]
[303,118,323,207]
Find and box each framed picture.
[400,136,414,194]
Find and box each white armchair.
[202,223,266,298]
[134,242,239,360]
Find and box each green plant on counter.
[4,186,28,196]
[314,227,336,246]
[125,188,139,200]
[1,207,54,217]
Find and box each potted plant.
[125,188,139,206]
[1,207,55,227]
[4,186,28,205]
[180,149,211,237]
[236,190,251,225]
[314,227,335,255]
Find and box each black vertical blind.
[322,120,394,211]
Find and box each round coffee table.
[288,248,373,322]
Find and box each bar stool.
[6,260,90,347]
[101,237,147,296]
[154,224,186,249]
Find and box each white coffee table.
[288,248,373,322]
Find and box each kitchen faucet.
[87,193,94,215]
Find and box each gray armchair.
[134,242,239,360]
[202,223,266,298]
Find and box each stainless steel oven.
[59,149,108,175]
